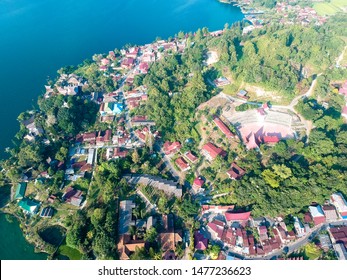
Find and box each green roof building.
[18,198,40,214]
[14,182,27,200]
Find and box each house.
[214,77,230,87]
[293,216,305,237]
[121,57,135,69]
[139,62,149,74]
[113,148,129,159]
[40,207,54,218]
[245,132,259,150]
[118,235,146,260]
[263,135,280,144]
[14,182,27,200]
[87,148,95,165]
[322,205,338,221]
[213,116,235,138]
[22,116,44,136]
[224,211,251,225]
[175,157,190,172]
[159,214,183,256]
[331,193,347,219]
[309,205,326,225]
[82,132,96,144]
[207,219,225,240]
[226,162,246,180]
[124,175,182,198]
[258,226,269,241]
[194,231,208,250]
[192,177,204,193]
[184,151,198,164]
[163,141,181,155]
[201,142,226,161]
[330,226,347,245]
[100,102,124,116]
[62,187,83,207]
[117,200,145,260]
[47,195,56,204]
[18,198,40,215]
[126,97,141,109]
[237,89,248,99]
[96,130,112,146]
[131,116,156,126]
[221,228,237,247]
[119,200,136,235]
[329,226,347,259]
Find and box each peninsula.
[1,0,347,261]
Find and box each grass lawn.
[314,0,347,15]
[331,0,347,7]
[58,244,82,260]
[303,243,323,260]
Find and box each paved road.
[224,220,347,260]
[153,143,180,181]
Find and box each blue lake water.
[0,0,243,259]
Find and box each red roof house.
[225,211,251,222]
[226,162,246,180]
[139,62,149,74]
[201,142,226,161]
[121,58,135,69]
[82,132,96,144]
[213,116,235,138]
[194,231,208,250]
[309,205,326,225]
[175,157,190,172]
[245,133,259,150]
[184,151,198,163]
[192,177,204,192]
[113,148,128,158]
[207,220,225,240]
[163,141,181,155]
[263,135,280,144]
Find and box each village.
[8,19,347,261]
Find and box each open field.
[314,0,347,15]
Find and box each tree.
[273,164,292,180]
[132,149,140,164]
[158,195,169,214]
[144,227,158,243]
[91,208,105,228]
[205,244,221,260]
[262,169,280,188]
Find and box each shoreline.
[0,211,50,258]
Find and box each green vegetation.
[58,243,83,260]
[235,103,260,111]
[314,0,347,16]
[303,243,323,260]
[1,8,347,260]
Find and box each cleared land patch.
[314,0,347,15]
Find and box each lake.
[0,0,243,259]
[0,213,47,260]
